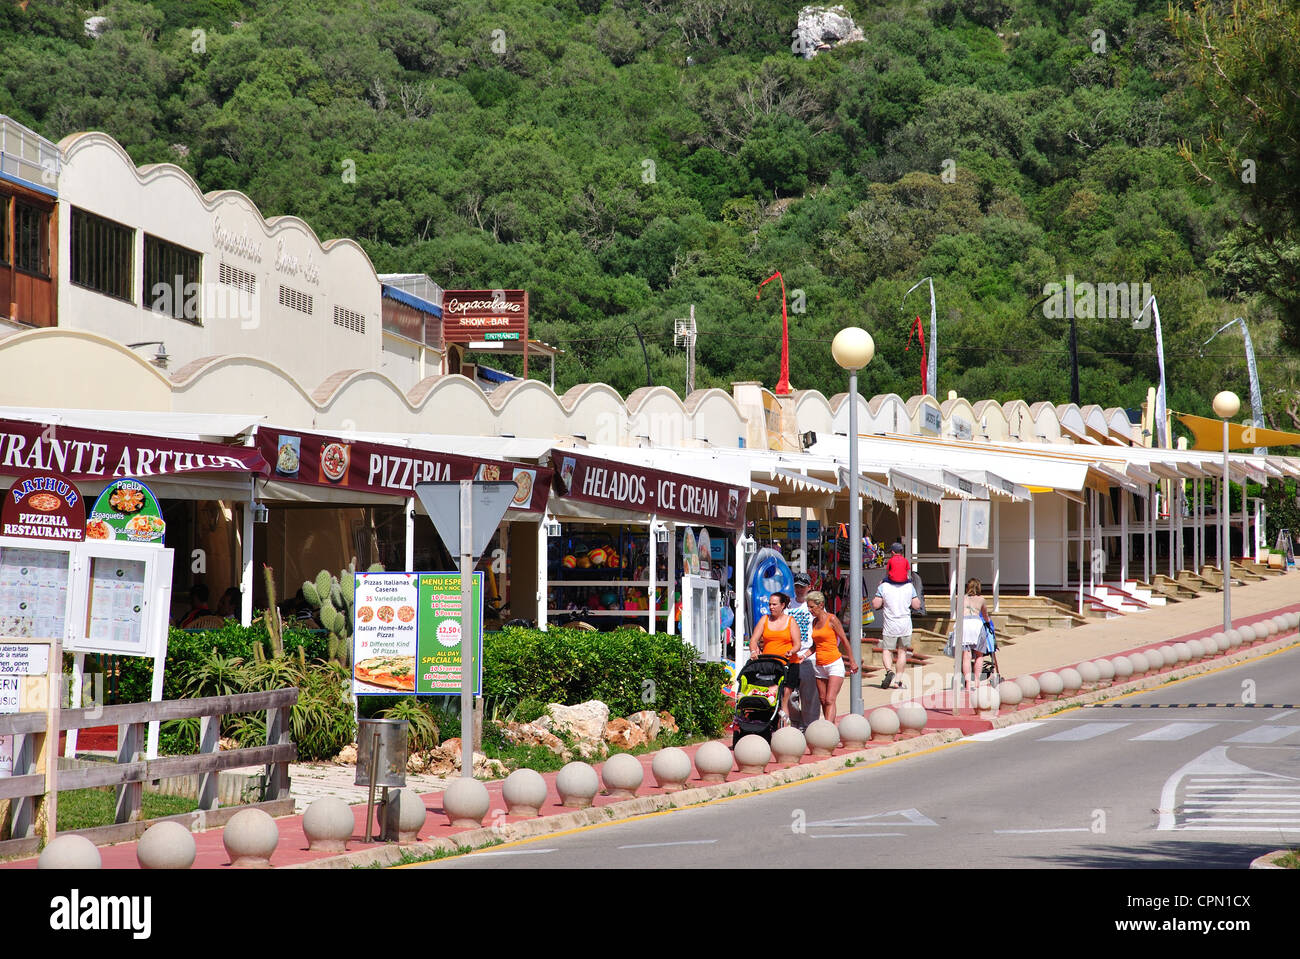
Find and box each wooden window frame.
[143,233,202,323]
[71,207,135,303]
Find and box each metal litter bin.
[356,718,408,788]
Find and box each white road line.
[993,828,1092,834]
[471,848,557,857]
[966,723,1043,742]
[617,840,718,849]
[1183,817,1300,824]
[1224,726,1299,744]
[1131,723,1218,742]
[808,833,905,839]
[1039,722,1130,742]
[1264,710,1297,721]
[1177,825,1297,832]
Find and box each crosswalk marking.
[1224,725,1299,744]
[1131,722,1218,742]
[1040,722,1130,742]
[1157,746,1300,832]
[967,723,1043,742]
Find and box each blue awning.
[381,284,442,318]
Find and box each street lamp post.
[1213,390,1240,632]
[832,327,875,716]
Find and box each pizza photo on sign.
[397,605,415,622]
[319,442,350,483]
[376,605,395,623]
[357,606,374,623]
[354,656,416,692]
[511,469,535,506]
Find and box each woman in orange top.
[748,591,802,725]
[805,590,858,722]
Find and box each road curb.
[1249,850,1294,870]
[292,627,1300,869]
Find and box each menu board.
[0,545,71,639]
[352,571,482,696]
[351,572,419,694]
[415,572,482,696]
[85,556,147,650]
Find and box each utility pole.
[674,304,697,396]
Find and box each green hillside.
[2,0,1297,427]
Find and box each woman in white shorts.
[805,591,858,722]
[961,578,991,686]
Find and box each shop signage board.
[259,427,550,512]
[352,571,483,696]
[85,477,165,544]
[1,472,85,542]
[441,290,528,344]
[0,418,268,483]
[552,449,749,530]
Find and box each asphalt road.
[418,644,1300,870]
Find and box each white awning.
[0,406,264,442]
[835,469,897,509]
[773,468,841,494]
[888,470,949,504]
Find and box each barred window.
[218,261,257,294]
[278,284,313,314]
[144,234,202,322]
[333,305,365,334]
[15,201,50,276]
[71,208,134,301]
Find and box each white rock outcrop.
[793,5,864,59]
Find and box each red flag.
[905,315,926,393]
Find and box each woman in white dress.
[961,578,990,687]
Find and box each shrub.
[482,626,731,737]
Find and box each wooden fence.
[0,688,297,857]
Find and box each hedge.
[111,621,731,739]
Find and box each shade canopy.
[1176,411,1300,451]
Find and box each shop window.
[333,305,365,333]
[144,234,202,322]
[218,261,256,294]
[278,284,313,314]
[71,207,134,301]
[14,201,49,276]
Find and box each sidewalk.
[4,574,1296,869]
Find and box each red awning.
[0,417,268,483]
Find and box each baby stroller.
[731,655,790,746]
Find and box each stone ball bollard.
[1239,625,1257,645]
[1059,667,1082,695]
[223,808,279,867]
[651,747,693,792]
[137,820,198,869]
[770,727,807,765]
[382,788,430,841]
[1185,639,1205,661]
[1267,617,1281,636]
[1093,659,1115,683]
[601,753,645,799]
[694,741,735,783]
[1226,629,1243,650]
[556,761,600,808]
[1208,632,1227,654]
[301,797,355,852]
[837,713,872,750]
[804,719,840,756]
[1038,671,1064,700]
[733,734,771,774]
[996,679,1023,708]
[1173,642,1192,664]
[502,768,549,817]
[868,707,900,742]
[1155,646,1176,669]
[442,779,489,829]
[38,834,101,870]
[1015,674,1041,702]
[896,703,929,735]
[1128,652,1149,677]
[1111,655,1134,681]
[975,684,1000,715]
[1077,661,1100,687]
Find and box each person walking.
[748,591,802,726]
[787,572,821,729]
[961,578,992,687]
[872,551,920,689]
[805,590,857,721]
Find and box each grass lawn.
[56,789,199,831]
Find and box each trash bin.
[355,718,408,788]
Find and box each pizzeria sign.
[2,472,85,542]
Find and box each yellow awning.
[1176,411,1300,451]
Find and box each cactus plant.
[301,558,384,668]
[262,564,284,658]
